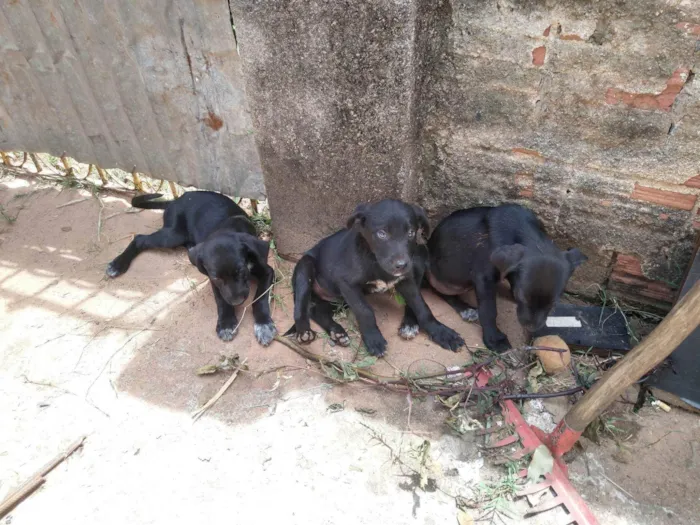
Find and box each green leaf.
[527,445,554,483]
[353,356,378,369]
[393,291,406,306]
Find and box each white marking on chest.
[247,262,254,270]
[366,277,404,294]
[545,316,582,328]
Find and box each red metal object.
[475,369,598,525]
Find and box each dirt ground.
[1,169,699,525]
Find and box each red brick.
[512,147,544,160]
[659,213,670,220]
[676,22,700,36]
[543,25,551,37]
[532,46,546,66]
[609,254,676,303]
[514,171,534,198]
[605,68,690,112]
[560,34,584,41]
[630,184,697,211]
[684,174,700,189]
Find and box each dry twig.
[192,358,248,421]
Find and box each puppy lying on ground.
[402,203,586,352]
[106,191,277,346]
[285,199,465,357]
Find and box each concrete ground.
[1,169,698,524]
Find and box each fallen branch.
[273,335,581,404]
[0,436,86,519]
[192,358,248,422]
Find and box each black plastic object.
[647,239,700,408]
[533,304,631,352]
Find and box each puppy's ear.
[187,244,207,275]
[490,244,526,277]
[411,205,430,244]
[347,203,369,230]
[565,248,588,269]
[243,236,271,270]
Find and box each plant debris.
[196,354,247,376]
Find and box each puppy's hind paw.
[217,327,238,342]
[398,323,419,340]
[254,322,277,347]
[460,308,479,322]
[296,330,316,345]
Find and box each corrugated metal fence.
[0,0,265,198]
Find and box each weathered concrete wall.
[234,0,700,307]
[0,1,265,198]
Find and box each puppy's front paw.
[483,329,510,353]
[459,308,479,322]
[254,321,277,347]
[398,323,419,340]
[426,323,465,352]
[105,260,126,278]
[330,329,350,347]
[296,330,316,345]
[363,331,387,357]
[217,326,238,342]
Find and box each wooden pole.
[564,281,700,433]
[0,436,85,519]
[0,478,45,519]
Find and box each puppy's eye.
[376,230,388,240]
[407,229,415,239]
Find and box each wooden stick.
[168,181,179,198]
[0,151,12,166]
[192,358,247,421]
[0,477,45,519]
[60,153,74,177]
[96,166,108,185]
[19,152,28,168]
[131,167,144,193]
[0,436,85,519]
[564,281,700,432]
[30,153,43,173]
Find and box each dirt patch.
[2,170,699,525]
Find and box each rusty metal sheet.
[0,0,264,198]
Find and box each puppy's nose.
[393,259,408,272]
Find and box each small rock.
[61,226,72,232]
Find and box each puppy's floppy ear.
[347,203,369,230]
[490,244,526,277]
[565,248,587,269]
[411,204,430,244]
[187,244,207,275]
[242,235,271,270]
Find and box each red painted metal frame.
[474,369,598,525]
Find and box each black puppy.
[285,199,465,357]
[106,191,277,346]
[402,203,586,352]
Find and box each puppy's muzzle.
[389,258,411,277]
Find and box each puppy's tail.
[131,193,171,210]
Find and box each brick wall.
[418,0,700,309]
[234,0,699,309]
